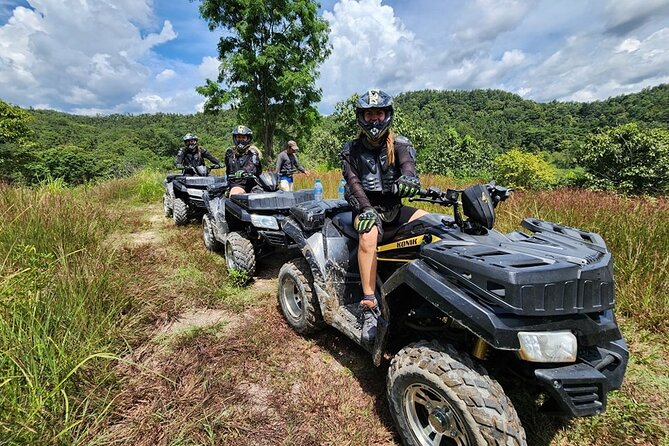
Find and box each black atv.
[278,183,628,446]
[202,172,315,280]
[163,164,226,226]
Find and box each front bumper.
[534,338,628,416]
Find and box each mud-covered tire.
[173,197,189,226]
[202,213,222,251]
[277,258,324,334]
[163,194,173,217]
[387,340,527,446]
[224,232,255,279]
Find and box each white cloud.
[156,69,176,81]
[0,0,175,110]
[603,0,669,35]
[456,0,538,43]
[198,56,220,81]
[616,38,641,53]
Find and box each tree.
[196,0,331,162]
[492,148,557,190]
[0,100,36,182]
[578,123,669,195]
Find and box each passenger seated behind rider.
[340,89,427,343]
[225,126,262,196]
[175,133,221,174]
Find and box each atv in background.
[163,164,226,226]
[202,172,315,281]
[278,183,628,446]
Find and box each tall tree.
[196,0,331,161]
[0,100,36,182]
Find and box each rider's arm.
[175,148,185,167]
[224,148,233,175]
[341,142,372,211]
[275,152,285,174]
[294,154,306,173]
[202,148,221,165]
[395,136,418,177]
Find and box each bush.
[578,123,669,195]
[492,148,557,190]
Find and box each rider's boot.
[360,294,381,344]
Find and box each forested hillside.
[2,84,668,191]
[394,84,669,153]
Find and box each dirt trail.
[91,203,398,446]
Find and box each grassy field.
[1,170,667,445]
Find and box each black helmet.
[356,89,393,142]
[183,133,198,150]
[232,125,253,151]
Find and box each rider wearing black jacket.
[340,89,426,343]
[175,133,220,173]
[225,126,262,195]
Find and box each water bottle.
[338,178,346,200]
[314,178,324,201]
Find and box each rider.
[175,133,220,174]
[275,140,310,191]
[340,89,427,343]
[225,125,262,195]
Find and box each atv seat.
[174,176,226,187]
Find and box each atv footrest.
[535,363,607,416]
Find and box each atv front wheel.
[224,232,255,279]
[387,340,526,446]
[163,194,173,217]
[173,197,189,226]
[202,214,222,251]
[277,258,324,334]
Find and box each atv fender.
[205,194,229,238]
[380,259,625,356]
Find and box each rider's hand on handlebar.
[211,164,220,170]
[234,170,247,179]
[354,208,378,234]
[396,175,421,198]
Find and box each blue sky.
[1,0,668,115]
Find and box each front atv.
[278,184,628,446]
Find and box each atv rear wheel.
[173,197,189,226]
[163,194,173,217]
[202,214,222,251]
[277,258,324,334]
[387,340,526,446]
[224,232,255,279]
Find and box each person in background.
[225,126,262,195]
[175,133,220,174]
[275,140,309,191]
[340,89,427,344]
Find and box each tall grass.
[0,181,126,444]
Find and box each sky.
[0,0,668,116]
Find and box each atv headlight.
[517,331,577,363]
[250,214,279,230]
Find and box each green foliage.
[0,100,37,182]
[578,123,669,195]
[417,127,495,178]
[492,148,558,190]
[197,0,331,160]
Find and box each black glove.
[396,175,420,198]
[211,164,220,169]
[234,170,247,179]
[354,208,378,233]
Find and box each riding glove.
[354,208,378,233]
[396,175,421,198]
[211,164,220,169]
[234,170,247,179]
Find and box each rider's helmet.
[232,126,253,152]
[183,133,198,150]
[356,89,394,143]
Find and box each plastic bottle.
[338,178,346,200]
[314,178,324,201]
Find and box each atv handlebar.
[409,182,512,208]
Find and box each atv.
[277,183,629,446]
[202,172,315,281]
[163,164,226,226]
